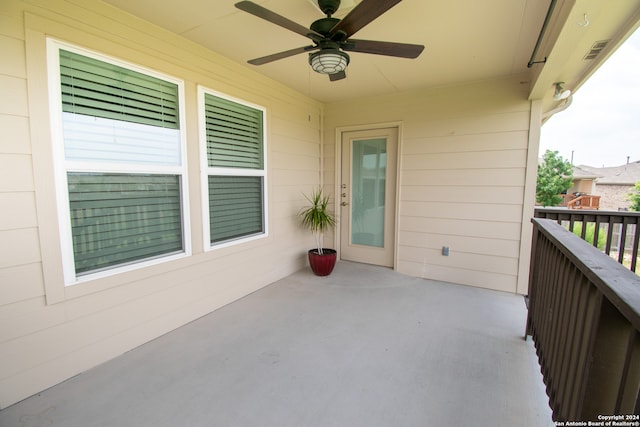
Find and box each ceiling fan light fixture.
[309,49,350,74]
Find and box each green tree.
[536,150,574,207]
[629,182,640,211]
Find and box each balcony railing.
[535,208,640,273]
[557,194,601,210]
[567,195,600,210]
[526,218,640,421]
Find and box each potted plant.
[299,187,337,276]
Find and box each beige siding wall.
[0,0,321,408]
[324,78,535,294]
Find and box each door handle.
[341,201,348,206]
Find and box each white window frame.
[197,86,268,251]
[46,38,191,286]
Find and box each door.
[340,127,397,267]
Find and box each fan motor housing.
[317,0,341,15]
[310,17,340,35]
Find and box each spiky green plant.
[299,187,336,255]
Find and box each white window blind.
[62,113,181,165]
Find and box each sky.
[539,28,640,167]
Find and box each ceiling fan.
[235,0,425,81]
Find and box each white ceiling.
[100,0,638,105]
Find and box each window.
[48,40,189,285]
[200,89,267,248]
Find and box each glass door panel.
[351,138,386,247]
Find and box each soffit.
[100,0,640,107]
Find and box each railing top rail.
[535,207,640,218]
[532,218,640,330]
[535,208,640,224]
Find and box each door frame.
[334,122,403,270]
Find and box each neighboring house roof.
[571,165,602,180]
[578,161,640,185]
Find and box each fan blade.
[329,0,402,38]
[344,39,424,58]
[248,45,318,65]
[329,71,346,81]
[235,1,321,41]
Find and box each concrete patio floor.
[0,261,553,427]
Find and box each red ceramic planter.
[308,249,337,276]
